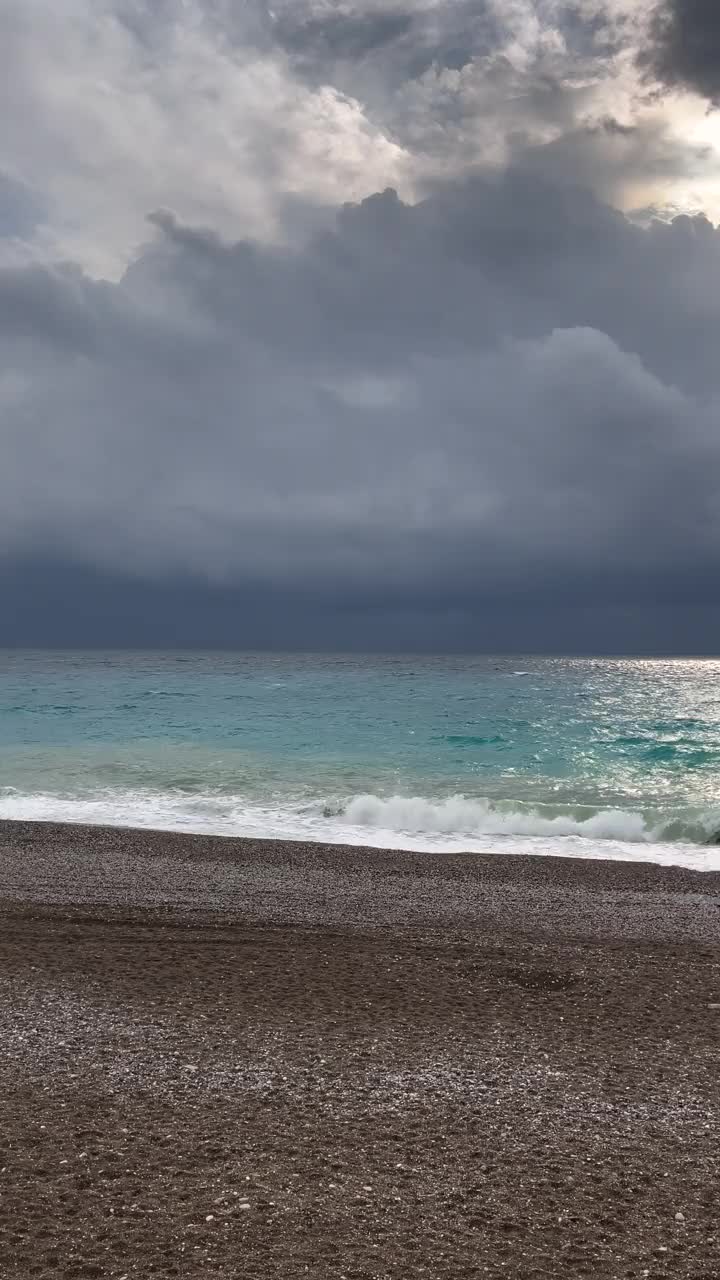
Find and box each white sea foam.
[1,787,719,870]
[342,793,658,841]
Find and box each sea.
[1,651,720,870]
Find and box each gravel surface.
[0,820,719,1278]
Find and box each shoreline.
[2,818,720,943]
[1,820,719,1277]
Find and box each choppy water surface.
[2,651,720,867]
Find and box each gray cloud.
[641,0,720,103]
[513,116,720,208]
[0,0,713,274]
[0,172,44,240]
[2,168,720,635]
[272,1,499,83]
[6,558,720,653]
[275,9,417,63]
[2,2,720,648]
[268,0,627,181]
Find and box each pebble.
[675,1212,686,1223]
[205,1214,215,1222]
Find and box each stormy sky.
[2,0,720,651]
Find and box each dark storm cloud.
[641,0,720,103]
[2,163,720,650]
[5,559,720,654]
[5,2,720,651]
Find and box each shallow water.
[2,651,720,868]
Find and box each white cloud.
[0,0,410,275]
[1,0,720,274]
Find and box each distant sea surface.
[2,651,720,869]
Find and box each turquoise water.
[2,651,720,867]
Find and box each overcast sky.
[2,0,720,651]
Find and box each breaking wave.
[337,793,719,845]
[1,785,719,869]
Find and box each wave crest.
[340,793,716,844]
[1,786,718,866]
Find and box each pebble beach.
[0,820,719,1278]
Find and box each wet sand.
[0,820,719,1278]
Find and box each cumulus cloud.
[3,1,720,646]
[0,0,411,273]
[1,0,717,273]
[2,172,720,628]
